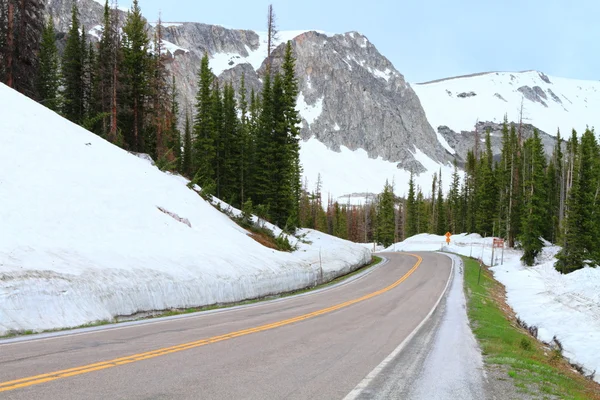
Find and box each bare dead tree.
[266,4,278,71]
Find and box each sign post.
[492,238,504,267]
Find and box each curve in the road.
[0,254,423,394]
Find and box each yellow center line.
[0,254,422,393]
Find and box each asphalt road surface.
[0,252,453,400]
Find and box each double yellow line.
[0,254,422,393]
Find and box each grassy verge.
[1,256,382,339]
[462,256,600,399]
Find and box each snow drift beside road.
[0,83,370,336]
[386,233,600,383]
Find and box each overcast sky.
[131,0,600,83]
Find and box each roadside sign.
[493,238,504,248]
[445,232,451,244]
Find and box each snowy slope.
[387,234,600,383]
[299,137,456,203]
[0,83,370,335]
[413,70,600,136]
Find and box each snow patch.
[296,93,323,126]
[150,22,183,28]
[88,25,102,40]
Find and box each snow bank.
[0,83,370,335]
[386,233,600,382]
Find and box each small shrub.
[155,149,179,172]
[520,338,532,351]
[241,199,254,226]
[275,234,294,252]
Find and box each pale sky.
[131,0,600,83]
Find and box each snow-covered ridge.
[412,70,600,137]
[387,233,600,383]
[0,83,370,335]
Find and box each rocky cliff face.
[264,31,450,171]
[45,0,452,174]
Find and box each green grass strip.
[462,256,600,399]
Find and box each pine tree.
[210,80,224,197]
[269,72,289,226]
[221,82,239,204]
[193,53,215,189]
[520,130,547,265]
[448,160,461,233]
[557,131,584,272]
[36,16,60,111]
[464,149,477,233]
[254,71,275,210]
[281,41,302,229]
[436,174,445,235]
[121,0,150,152]
[96,0,119,138]
[61,3,84,123]
[376,180,395,247]
[238,73,253,205]
[166,77,181,167]
[182,108,193,177]
[406,172,417,237]
[476,131,497,236]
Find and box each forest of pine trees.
[298,119,600,274]
[2,1,599,274]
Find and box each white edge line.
[0,256,390,347]
[343,252,455,400]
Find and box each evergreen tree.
[121,0,151,152]
[436,174,445,235]
[557,131,585,272]
[254,71,274,209]
[96,0,119,138]
[210,80,224,197]
[61,3,84,123]
[238,73,253,205]
[376,180,395,247]
[476,131,497,236]
[406,172,417,237]
[182,108,193,177]
[193,53,215,189]
[221,82,239,204]
[36,16,60,111]
[166,77,181,167]
[520,130,547,265]
[448,161,461,233]
[281,41,302,229]
[464,149,477,233]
